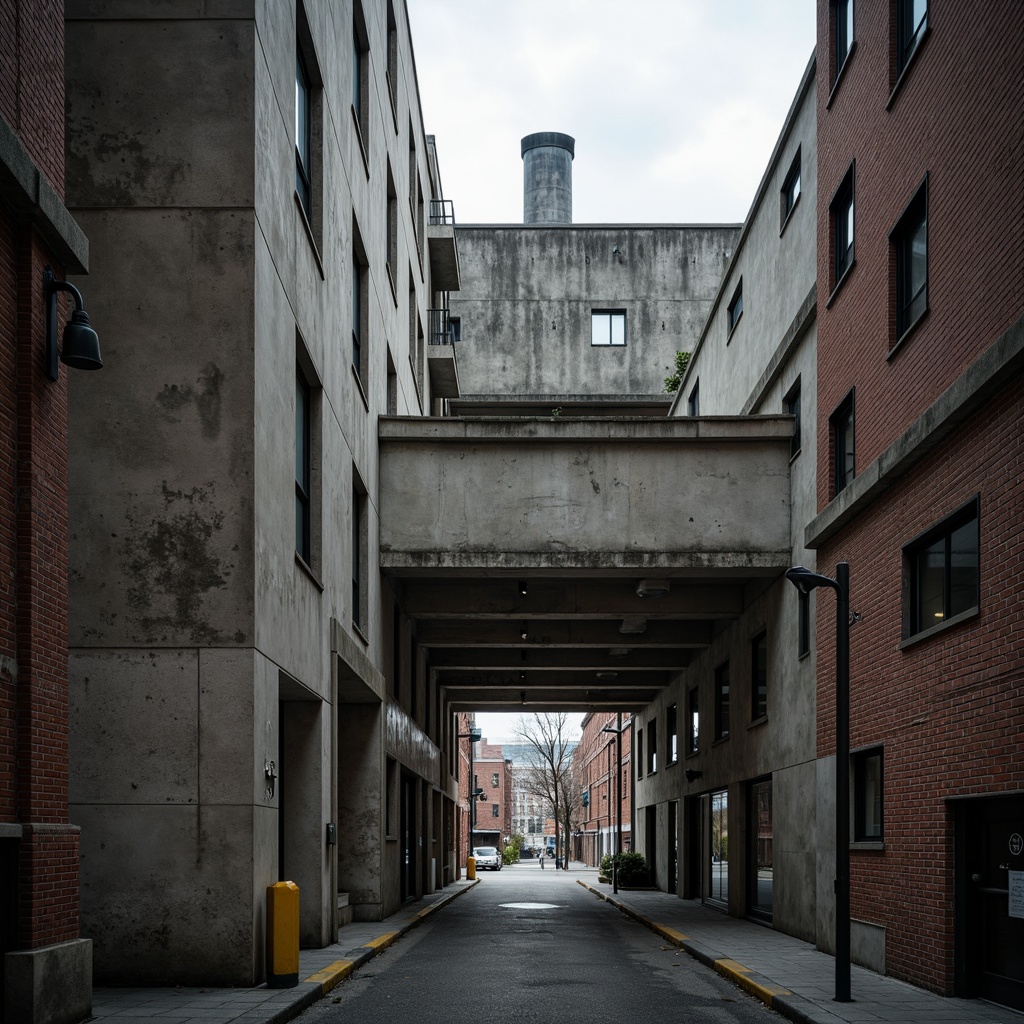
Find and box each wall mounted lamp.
[518,580,528,596]
[44,267,102,381]
[684,769,703,783]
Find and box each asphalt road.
[299,866,782,1023]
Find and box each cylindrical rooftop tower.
[521,132,575,224]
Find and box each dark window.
[636,729,644,780]
[295,368,311,563]
[295,49,313,219]
[352,477,367,634]
[667,703,678,764]
[781,150,801,228]
[833,0,854,78]
[352,231,368,382]
[831,390,855,496]
[385,0,399,126]
[687,379,700,416]
[892,179,928,343]
[448,317,461,344]
[714,662,730,741]
[784,379,801,459]
[831,165,855,287]
[592,310,626,346]
[854,748,883,841]
[648,716,658,774]
[352,5,369,143]
[491,773,499,788]
[386,162,398,298]
[897,0,927,75]
[904,498,979,638]
[687,688,699,755]
[798,590,810,659]
[751,632,768,720]
[492,804,499,818]
[727,281,743,334]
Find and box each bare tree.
[515,713,579,869]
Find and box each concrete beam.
[400,580,745,619]
[415,619,710,648]
[429,648,689,670]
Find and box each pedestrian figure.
[539,852,545,869]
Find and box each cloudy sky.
[407,0,817,225]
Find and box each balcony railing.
[429,199,456,227]
[428,308,460,347]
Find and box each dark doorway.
[645,806,657,888]
[400,774,416,902]
[667,801,678,894]
[0,838,18,1009]
[747,778,773,922]
[956,794,1024,1010]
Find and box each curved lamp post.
[785,563,851,1004]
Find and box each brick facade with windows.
[0,2,92,1020]
[812,0,1024,1002]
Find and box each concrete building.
[64,0,462,987]
[633,54,819,940]
[0,3,93,1022]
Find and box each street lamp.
[457,722,483,865]
[785,563,852,1003]
[601,712,625,894]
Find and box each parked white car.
[472,846,502,870]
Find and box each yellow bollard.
[467,855,476,880]
[266,880,300,987]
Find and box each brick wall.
[815,1,1024,506]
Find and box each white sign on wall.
[1009,870,1024,921]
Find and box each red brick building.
[573,712,632,866]
[811,0,1023,1008]
[0,2,93,1021]
[472,740,513,849]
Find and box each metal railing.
[428,308,460,346]
[428,199,456,227]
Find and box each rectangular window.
[492,804,499,818]
[491,773,499,788]
[831,390,855,496]
[687,378,700,417]
[352,477,367,634]
[831,165,855,287]
[385,0,399,128]
[854,748,883,841]
[386,162,398,301]
[709,789,728,905]
[666,703,677,764]
[903,498,979,638]
[352,228,368,383]
[897,0,927,75]
[352,3,369,156]
[648,716,658,774]
[295,369,311,565]
[833,0,854,78]
[636,729,644,780]
[727,280,743,335]
[748,778,773,921]
[295,49,312,219]
[781,149,801,229]
[784,379,801,459]
[591,310,626,346]
[714,662,730,741]
[891,178,928,344]
[751,632,768,720]
[798,589,810,658]
[687,688,699,755]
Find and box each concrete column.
[521,132,575,224]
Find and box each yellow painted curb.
[713,958,792,1005]
[652,924,689,945]
[363,931,400,951]
[304,959,355,992]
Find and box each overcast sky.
[407,0,817,225]
[474,711,583,745]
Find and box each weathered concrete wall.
[380,418,793,571]
[450,225,739,399]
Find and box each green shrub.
[599,851,649,886]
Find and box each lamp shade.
[60,310,102,371]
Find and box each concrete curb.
[301,880,479,1000]
[578,880,807,1022]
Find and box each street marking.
[304,959,355,992]
[499,902,561,909]
[362,931,400,951]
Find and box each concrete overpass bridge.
[379,414,795,714]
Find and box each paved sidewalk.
[88,879,478,1024]
[579,877,1023,1024]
